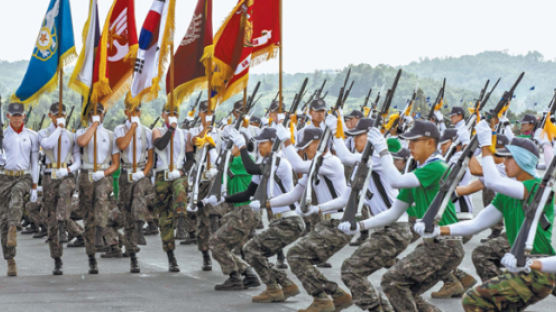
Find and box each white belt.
[279,210,299,218]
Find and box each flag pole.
[57,56,63,174]
[278,0,283,113]
[169,42,175,172]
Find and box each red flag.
[90,0,138,108]
[166,0,212,106]
[210,0,254,104]
[251,0,280,65]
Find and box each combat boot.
[175,216,186,239]
[214,271,246,290]
[276,249,288,269]
[130,253,140,274]
[430,280,465,298]
[59,221,68,243]
[317,262,332,268]
[136,221,146,245]
[101,246,123,258]
[298,295,335,312]
[202,250,212,271]
[180,231,196,245]
[167,250,180,273]
[252,284,285,303]
[68,235,85,247]
[143,221,159,235]
[88,255,98,274]
[280,279,300,299]
[7,225,17,247]
[7,259,17,277]
[33,224,47,239]
[22,223,38,234]
[458,272,478,290]
[242,267,261,288]
[349,230,369,246]
[331,287,352,311]
[53,257,63,275]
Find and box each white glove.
[475,120,493,148]
[403,115,414,124]
[91,115,101,123]
[231,131,246,149]
[168,116,178,128]
[56,117,66,128]
[55,168,69,178]
[30,189,38,203]
[249,200,261,211]
[413,220,440,238]
[338,221,360,235]
[273,123,290,142]
[186,203,198,213]
[220,125,235,139]
[92,171,105,182]
[325,114,338,134]
[205,115,213,122]
[131,116,141,126]
[367,128,388,153]
[131,171,145,182]
[456,127,471,145]
[167,170,181,181]
[202,195,223,207]
[303,205,321,216]
[534,128,549,145]
[434,110,443,122]
[500,253,532,273]
[277,113,285,123]
[205,167,218,180]
[499,115,509,125]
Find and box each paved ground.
[1,192,555,311]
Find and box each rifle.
[37,113,46,131]
[207,82,261,201]
[341,69,402,229]
[65,105,75,127]
[300,68,351,213]
[342,80,355,104]
[149,117,161,129]
[427,78,446,121]
[536,89,556,135]
[368,90,382,118]
[360,88,373,111]
[315,79,327,100]
[422,72,525,233]
[253,78,308,220]
[397,90,417,132]
[23,105,32,125]
[321,91,328,100]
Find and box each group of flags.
[11,0,282,121]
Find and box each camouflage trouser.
[24,201,42,227]
[287,219,352,296]
[103,201,123,247]
[302,213,323,235]
[209,205,260,275]
[195,181,212,252]
[43,174,76,259]
[0,174,32,260]
[381,237,464,312]
[342,222,413,311]
[67,196,84,238]
[79,172,113,256]
[472,234,510,282]
[462,270,556,312]
[243,214,305,286]
[119,173,152,253]
[154,174,188,252]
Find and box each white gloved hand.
[186,203,198,213]
[91,115,101,123]
[202,195,222,207]
[338,221,360,235]
[205,168,218,180]
[131,171,145,182]
[167,170,181,181]
[325,114,338,134]
[434,110,443,122]
[273,123,290,142]
[131,116,141,126]
[367,128,388,153]
[501,253,532,273]
[220,125,235,139]
[205,114,213,122]
[231,131,246,149]
[456,127,471,145]
[534,128,549,145]
[303,205,321,216]
[475,120,493,148]
[56,117,66,128]
[499,115,509,125]
[55,168,69,178]
[30,189,38,203]
[277,113,285,123]
[403,115,414,124]
[92,171,105,182]
[249,200,261,211]
[413,220,440,238]
[168,116,178,128]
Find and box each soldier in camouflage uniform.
[114,103,154,274]
[76,104,120,274]
[0,102,39,276]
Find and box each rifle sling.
[371,171,392,209]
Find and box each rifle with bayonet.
[368,90,382,118]
[422,72,525,233]
[427,78,446,122]
[150,117,161,129]
[397,90,417,133]
[341,69,402,228]
[360,88,373,112]
[253,78,308,220]
[37,113,46,131]
[300,68,351,213]
[342,80,355,104]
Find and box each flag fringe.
[172,76,207,108]
[251,44,279,67]
[68,0,94,99]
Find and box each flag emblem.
[34,0,62,61]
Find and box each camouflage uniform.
[471,234,510,282]
[341,222,413,311]
[243,214,305,286]
[0,174,32,259]
[287,219,352,296]
[462,270,556,312]
[24,201,42,229]
[153,174,188,252]
[195,181,213,252]
[381,237,464,312]
[42,174,76,258]
[79,173,113,256]
[119,174,151,253]
[209,204,260,275]
[103,202,124,248]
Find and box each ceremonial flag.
[210,0,254,103]
[251,0,280,65]
[126,0,176,109]
[11,0,76,104]
[69,0,100,102]
[90,0,138,109]
[167,0,212,106]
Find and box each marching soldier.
[0,102,39,276]
[76,104,120,274]
[38,103,80,275]
[114,103,154,273]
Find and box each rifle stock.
[427,78,446,121]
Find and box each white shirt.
[39,124,81,173]
[251,156,295,214]
[114,122,152,166]
[2,125,39,183]
[76,124,119,167]
[154,125,188,170]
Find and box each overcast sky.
[1,0,556,73]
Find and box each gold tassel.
[544,113,556,141]
[335,114,345,139]
[290,114,297,143]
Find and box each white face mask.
[205,115,213,122]
[168,116,178,126]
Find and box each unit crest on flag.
[35,0,60,61]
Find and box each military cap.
[449,106,465,117]
[253,127,277,142]
[49,102,67,114]
[346,118,374,136]
[439,128,458,145]
[309,99,327,111]
[345,110,363,120]
[495,137,539,158]
[296,127,323,149]
[520,114,537,124]
[7,102,24,115]
[401,119,440,141]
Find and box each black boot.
[180,231,196,245]
[130,252,140,274]
[101,246,123,258]
[175,216,186,240]
[59,221,68,243]
[136,221,146,245]
[167,250,180,273]
[214,271,245,291]
[68,235,85,247]
[242,267,261,288]
[33,225,47,238]
[53,257,63,275]
[88,255,99,274]
[202,250,212,271]
[276,249,288,269]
